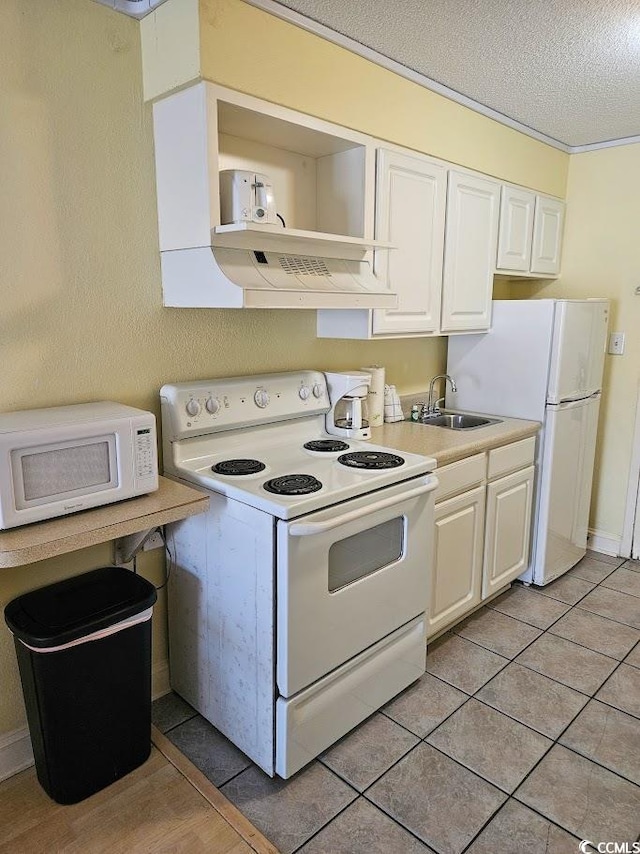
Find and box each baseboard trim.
[0,727,34,783]
[152,658,171,700]
[587,529,621,557]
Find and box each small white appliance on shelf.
[325,371,372,440]
[0,401,158,529]
[447,298,609,586]
[160,371,437,778]
[219,169,278,226]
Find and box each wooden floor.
[0,729,279,854]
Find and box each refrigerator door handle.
[547,392,601,411]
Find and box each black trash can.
[4,565,157,805]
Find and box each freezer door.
[547,300,609,403]
[532,394,601,585]
[447,299,555,421]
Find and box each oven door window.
[328,516,404,592]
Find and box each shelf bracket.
[113,527,159,565]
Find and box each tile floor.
[153,551,640,854]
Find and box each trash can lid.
[4,566,158,648]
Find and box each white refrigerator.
[447,299,609,586]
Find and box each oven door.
[276,474,437,697]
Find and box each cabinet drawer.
[488,436,536,480]
[435,453,486,503]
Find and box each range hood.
[161,244,397,310]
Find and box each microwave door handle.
[288,479,437,537]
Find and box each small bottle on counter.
[410,404,420,422]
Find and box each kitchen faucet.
[421,374,458,419]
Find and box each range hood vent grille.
[160,246,399,310]
[278,256,331,277]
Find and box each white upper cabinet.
[530,196,565,275]
[371,149,447,336]
[496,185,564,277]
[440,171,500,333]
[317,151,500,339]
[496,186,536,272]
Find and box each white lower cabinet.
[483,465,535,598]
[428,436,536,639]
[430,485,485,637]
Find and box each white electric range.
[161,371,437,777]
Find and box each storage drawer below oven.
[275,615,426,779]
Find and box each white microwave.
[0,401,158,529]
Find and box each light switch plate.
[608,332,625,355]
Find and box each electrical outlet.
[608,332,625,355]
[143,530,165,551]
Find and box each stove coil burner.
[212,459,266,476]
[338,451,405,470]
[263,474,323,495]
[303,440,350,452]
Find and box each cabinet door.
[496,186,536,272]
[441,171,500,333]
[530,196,564,275]
[372,149,447,335]
[429,486,485,638]
[483,466,534,598]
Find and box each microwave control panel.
[135,427,157,480]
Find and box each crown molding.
[569,134,640,154]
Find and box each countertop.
[372,407,540,468]
[0,477,209,568]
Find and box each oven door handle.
[288,478,437,536]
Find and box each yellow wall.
[514,145,640,541]
[0,0,602,749]
[141,0,567,197]
[0,0,445,739]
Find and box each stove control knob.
[299,385,310,401]
[205,396,220,415]
[185,398,201,417]
[254,388,270,409]
[312,383,324,399]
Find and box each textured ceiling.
[262,0,640,150]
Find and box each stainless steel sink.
[413,412,502,430]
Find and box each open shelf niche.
[154,82,386,260]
